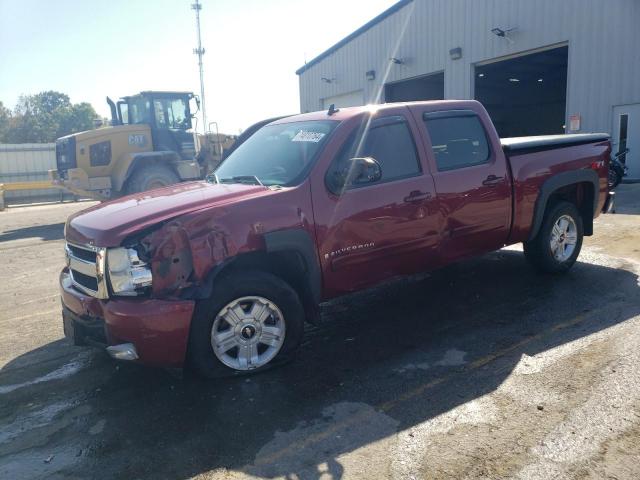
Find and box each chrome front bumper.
[62,303,138,362]
[60,269,196,367]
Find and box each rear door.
[412,106,512,260]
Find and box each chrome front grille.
[65,242,108,299]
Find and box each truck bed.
[501,133,611,244]
[501,133,610,154]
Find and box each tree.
[57,102,98,138]
[0,101,10,142]
[1,91,98,143]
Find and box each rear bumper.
[60,269,195,367]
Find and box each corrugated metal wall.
[0,144,72,204]
[298,0,640,135]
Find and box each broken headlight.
[107,247,152,296]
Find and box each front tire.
[187,271,305,378]
[523,201,583,274]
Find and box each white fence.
[0,143,75,204]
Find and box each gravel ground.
[0,187,639,480]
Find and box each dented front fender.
[134,184,315,300]
[146,223,195,297]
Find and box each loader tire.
[126,165,180,194]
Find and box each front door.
[613,104,640,180]
[311,108,440,297]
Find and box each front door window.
[326,115,422,193]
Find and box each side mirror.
[328,157,382,194]
[348,157,382,185]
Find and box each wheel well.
[213,250,320,324]
[546,182,594,235]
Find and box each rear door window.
[423,112,490,171]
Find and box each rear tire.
[523,201,583,274]
[126,165,180,194]
[187,270,305,379]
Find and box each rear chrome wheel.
[211,296,286,370]
[549,215,578,262]
[524,201,583,274]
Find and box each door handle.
[482,175,504,186]
[404,190,432,203]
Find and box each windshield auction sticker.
[292,130,326,143]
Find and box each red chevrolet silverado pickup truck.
[60,100,613,377]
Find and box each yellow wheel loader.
[49,91,236,200]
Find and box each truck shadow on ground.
[0,222,65,243]
[2,250,639,480]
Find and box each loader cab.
[108,91,198,160]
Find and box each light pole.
[191,0,207,132]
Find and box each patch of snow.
[434,349,467,367]
[0,351,91,395]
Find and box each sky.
[0,0,397,133]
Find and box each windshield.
[214,120,337,186]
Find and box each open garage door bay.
[475,46,569,138]
[385,72,445,103]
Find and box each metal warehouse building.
[296,0,640,178]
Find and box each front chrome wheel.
[211,296,286,371]
[550,215,578,262]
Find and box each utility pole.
[191,0,207,132]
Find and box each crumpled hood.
[65,181,272,247]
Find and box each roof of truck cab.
[270,100,482,124]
